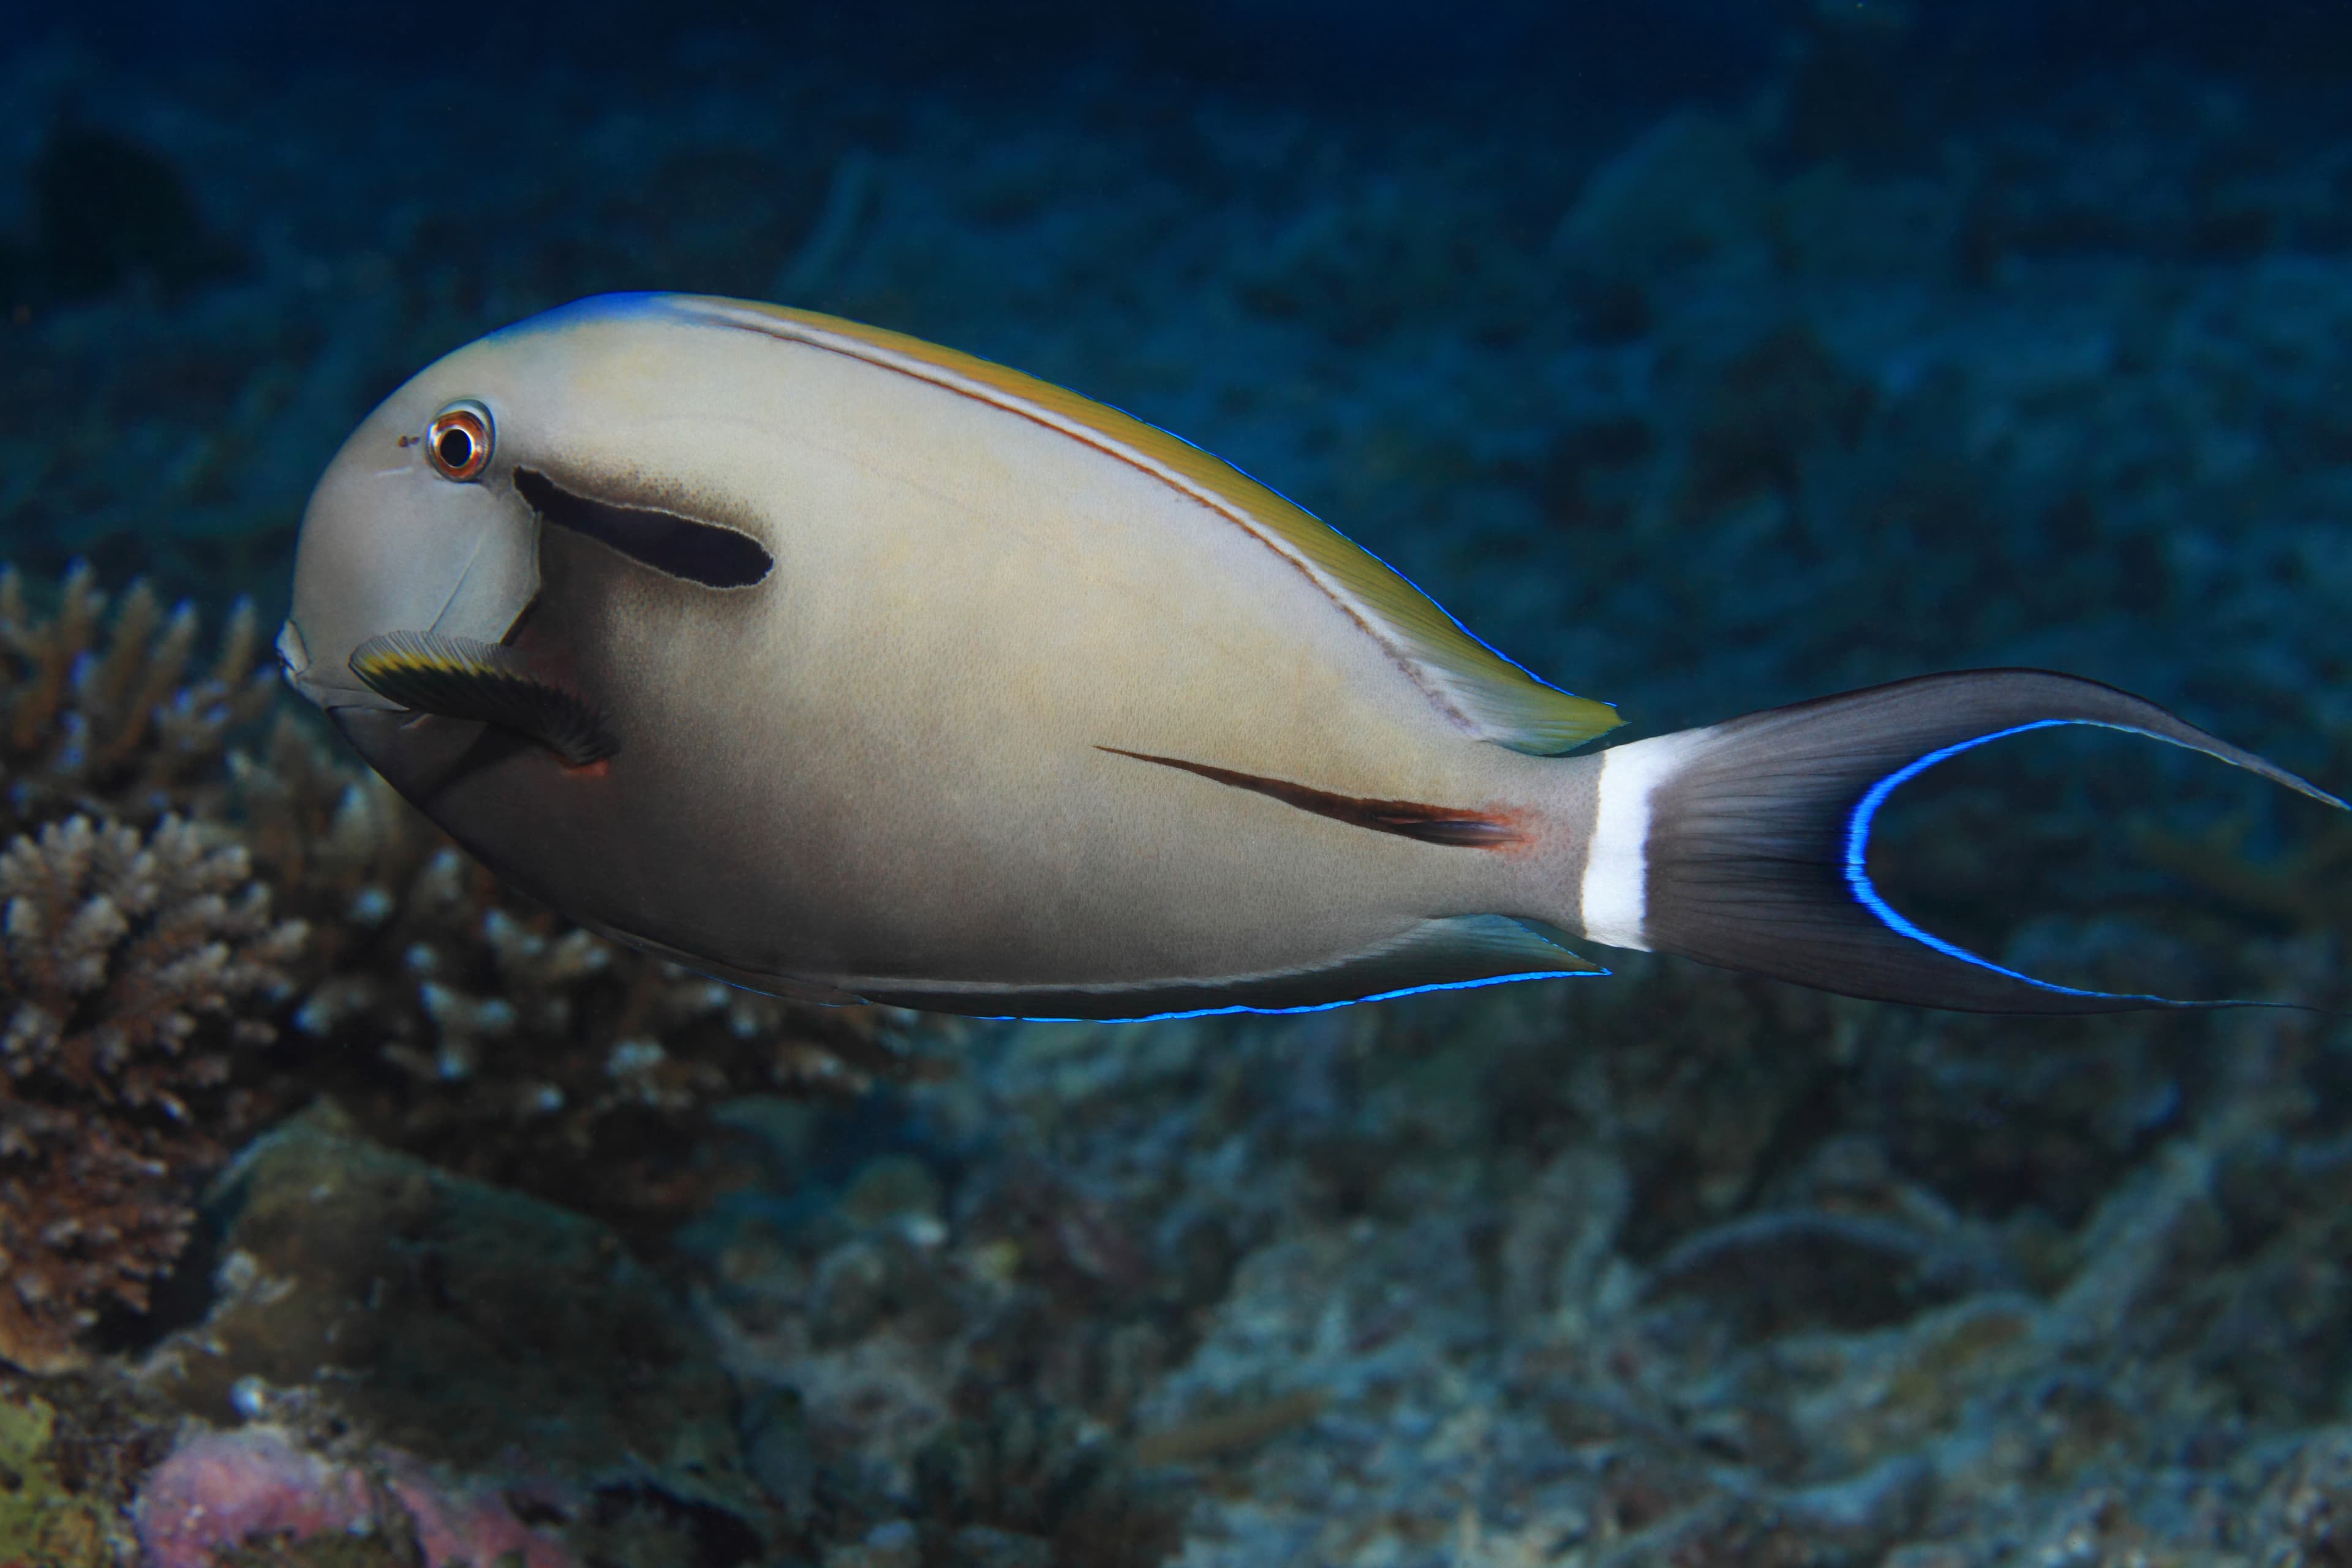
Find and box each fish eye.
[425,401,494,482]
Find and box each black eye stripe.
[513,467,773,590]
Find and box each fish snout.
[274,612,390,712]
[285,388,543,714]
[273,615,330,707]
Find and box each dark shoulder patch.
[514,467,773,589]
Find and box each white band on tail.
[1579,731,1708,951]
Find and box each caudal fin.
[1572,669,2346,1012]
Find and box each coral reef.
[0,1383,132,1567]
[0,813,302,1373]
[774,965,2352,1566]
[0,557,965,1401]
[224,713,954,1245]
[137,1103,764,1566]
[698,1110,1191,1565]
[0,561,947,1251]
[9,19,2352,1566]
[910,1397,1185,1567]
[0,567,2318,1562]
[134,1427,393,1568]
[0,563,276,834]
[134,1423,584,1568]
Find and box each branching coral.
[225,709,952,1245]
[0,562,949,1344]
[911,1396,1182,1568]
[0,814,304,1371]
[0,563,276,832]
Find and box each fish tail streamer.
[1567,669,2345,1012]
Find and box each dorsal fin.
[651,295,1623,755]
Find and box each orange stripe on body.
[1098,745,1525,850]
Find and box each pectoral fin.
[349,629,617,768]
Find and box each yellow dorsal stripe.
[656,295,1621,755]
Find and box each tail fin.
[1572,669,2346,1012]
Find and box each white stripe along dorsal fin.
[658,295,1621,755]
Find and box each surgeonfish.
[277,293,2345,1020]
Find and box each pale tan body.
[288,296,1608,1016]
[290,296,2340,1017]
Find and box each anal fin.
[851,913,1604,1021]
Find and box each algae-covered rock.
[140,1101,769,1562]
[0,1386,114,1568]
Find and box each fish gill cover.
[2,2,2352,1563]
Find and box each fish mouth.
[275,614,403,713]
[274,617,309,680]
[275,616,340,708]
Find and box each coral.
[0,492,2311,1567]
[134,1425,576,1568]
[134,1427,382,1568]
[706,963,2340,1565]
[14,35,2352,1566]
[1643,1208,2010,1338]
[911,1398,1183,1568]
[0,813,303,1373]
[0,563,277,834]
[695,1120,1195,1564]
[212,1537,420,1568]
[0,1385,117,1568]
[0,561,951,1250]
[1128,1389,1324,1468]
[139,1104,769,1564]
[222,716,955,1243]
[2249,1431,2352,1563]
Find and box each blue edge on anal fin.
[1000,673,2340,1023]
[987,967,1606,1026]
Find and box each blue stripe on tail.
[1627,669,2345,1013]
[1840,718,2177,1006]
